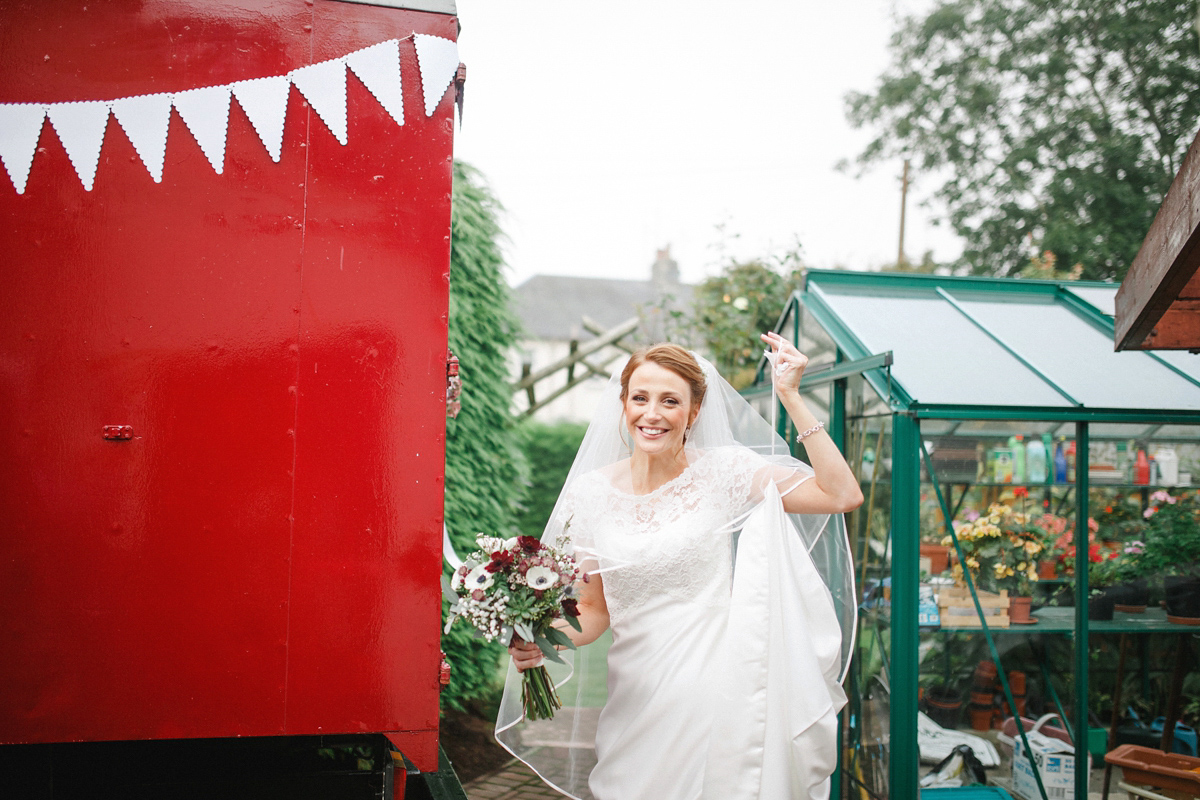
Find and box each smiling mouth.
[638,427,668,437]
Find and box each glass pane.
[1153,349,1200,383]
[951,293,1200,411]
[1065,285,1117,316]
[811,284,1073,408]
[846,413,893,799]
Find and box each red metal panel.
[0,0,452,770]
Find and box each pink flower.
[1144,507,1156,519]
[1150,490,1176,505]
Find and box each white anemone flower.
[503,536,520,551]
[526,566,558,590]
[465,564,494,591]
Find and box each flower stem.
[522,665,562,720]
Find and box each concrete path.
[464,759,564,800]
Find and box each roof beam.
[1115,127,1200,350]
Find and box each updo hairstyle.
[619,344,708,409]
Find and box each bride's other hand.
[509,637,543,672]
[760,332,808,395]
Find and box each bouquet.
[445,532,582,720]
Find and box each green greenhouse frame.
[753,269,1200,800]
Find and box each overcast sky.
[452,0,960,287]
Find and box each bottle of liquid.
[1054,439,1068,483]
[1010,435,1026,484]
[1041,434,1054,484]
[1066,440,1076,483]
[1134,448,1150,485]
[1116,440,1129,483]
[1158,446,1179,486]
[1026,436,1047,484]
[994,447,1014,483]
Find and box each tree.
[691,258,803,388]
[441,161,528,712]
[846,0,1200,281]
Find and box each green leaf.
[544,625,576,650]
[535,636,567,665]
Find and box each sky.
[452,0,962,288]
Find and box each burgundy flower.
[561,598,580,617]
[486,550,515,573]
[518,535,542,553]
[471,589,485,601]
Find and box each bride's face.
[622,362,698,456]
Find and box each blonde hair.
[619,344,707,408]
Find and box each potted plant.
[1034,513,1071,579]
[1082,550,1124,620]
[1137,491,1200,623]
[945,503,1044,623]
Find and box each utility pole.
[897,158,910,268]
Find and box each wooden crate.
[939,586,1011,628]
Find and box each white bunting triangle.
[173,85,232,174]
[0,103,47,194]
[47,100,111,191]
[290,59,349,146]
[413,34,459,117]
[231,75,292,162]
[111,93,173,183]
[346,40,404,127]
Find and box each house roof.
[513,274,693,341]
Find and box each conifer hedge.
[441,161,528,712]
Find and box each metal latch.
[446,350,461,419]
[102,425,134,440]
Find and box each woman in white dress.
[499,334,862,800]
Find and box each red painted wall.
[0,0,454,770]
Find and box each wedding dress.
[493,356,855,800]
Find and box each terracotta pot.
[1007,671,1027,696]
[920,542,951,575]
[1009,595,1034,624]
[972,660,997,689]
[967,703,994,731]
[970,690,994,706]
[1037,560,1058,580]
[925,687,963,729]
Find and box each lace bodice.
[560,447,771,626]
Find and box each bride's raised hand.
[760,332,809,395]
[508,636,543,673]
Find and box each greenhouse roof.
[799,271,1200,417]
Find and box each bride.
[499,334,862,800]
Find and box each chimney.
[651,246,679,288]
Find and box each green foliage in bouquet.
[442,161,529,713]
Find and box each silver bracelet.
[796,421,825,442]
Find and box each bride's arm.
[508,572,610,671]
[761,332,863,515]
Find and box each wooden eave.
[1115,128,1200,351]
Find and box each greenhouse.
[752,270,1200,800]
